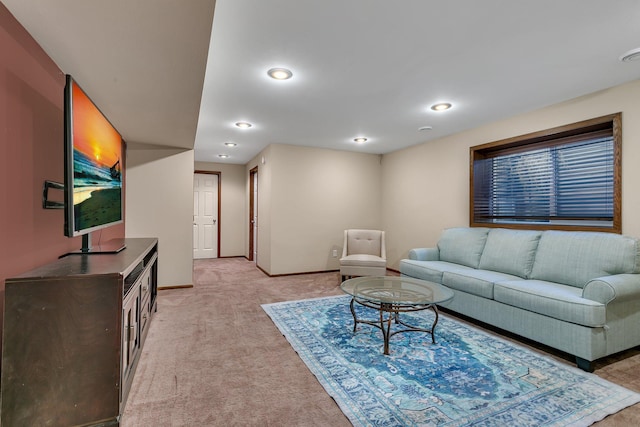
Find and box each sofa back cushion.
[438,227,489,268]
[479,229,542,278]
[530,231,640,288]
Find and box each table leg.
[349,297,358,333]
[381,303,393,355]
[430,305,440,344]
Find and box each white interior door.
[193,173,218,259]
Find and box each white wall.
[194,161,246,257]
[248,144,382,275]
[126,147,194,287]
[382,78,640,270]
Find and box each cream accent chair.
[340,229,387,282]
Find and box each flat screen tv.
[63,75,125,254]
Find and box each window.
[470,113,621,233]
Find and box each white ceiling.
[2,0,216,150]
[4,1,640,165]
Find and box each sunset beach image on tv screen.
[71,81,122,232]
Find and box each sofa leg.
[576,357,594,372]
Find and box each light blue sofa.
[400,227,640,371]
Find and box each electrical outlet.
[332,249,338,257]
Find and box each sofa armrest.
[408,248,440,261]
[583,274,640,304]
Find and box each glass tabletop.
[340,276,454,305]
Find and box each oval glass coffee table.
[340,276,454,355]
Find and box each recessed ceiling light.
[419,126,433,131]
[620,47,640,62]
[225,142,237,147]
[267,67,293,80]
[354,137,368,143]
[235,121,252,128]
[218,154,229,159]
[431,103,452,111]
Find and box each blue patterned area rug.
[262,295,640,427]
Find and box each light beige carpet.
[121,258,640,426]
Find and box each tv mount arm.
[42,180,65,209]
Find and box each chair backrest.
[344,229,386,258]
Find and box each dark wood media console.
[1,238,158,426]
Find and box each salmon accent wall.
[0,3,125,362]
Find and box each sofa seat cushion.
[400,260,475,284]
[443,269,522,300]
[479,229,542,278]
[494,280,606,327]
[340,254,386,268]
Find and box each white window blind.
[473,132,614,227]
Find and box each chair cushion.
[347,230,383,256]
[479,228,542,278]
[340,254,386,268]
[437,227,489,268]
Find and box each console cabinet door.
[121,287,140,400]
[140,268,152,341]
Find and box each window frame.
[469,113,622,233]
